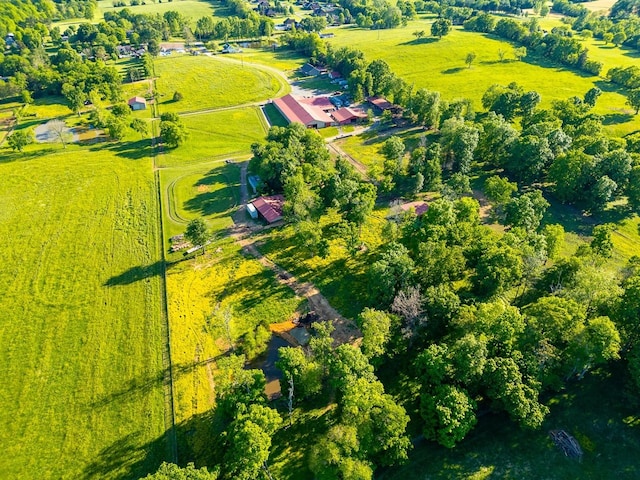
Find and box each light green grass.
[154,55,285,114]
[328,24,640,136]
[97,0,215,21]
[160,160,240,243]
[157,107,268,168]
[257,208,387,319]
[227,47,307,73]
[166,240,304,462]
[263,102,289,127]
[0,142,165,479]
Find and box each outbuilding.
[128,96,147,111]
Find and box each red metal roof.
[399,201,429,216]
[252,195,284,223]
[128,96,146,105]
[368,96,394,110]
[273,94,334,126]
[331,107,367,123]
[299,96,333,110]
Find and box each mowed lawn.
[160,160,240,242]
[0,145,166,479]
[157,107,268,168]
[154,55,286,114]
[97,0,215,20]
[329,24,640,135]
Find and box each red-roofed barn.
[273,94,336,129]
[251,195,285,223]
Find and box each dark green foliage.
[141,462,218,480]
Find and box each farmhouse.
[128,96,147,110]
[273,94,337,129]
[300,63,322,77]
[252,195,285,223]
[331,107,368,125]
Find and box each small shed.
[300,63,322,77]
[128,96,147,111]
[248,175,261,194]
[246,203,258,219]
[252,195,284,223]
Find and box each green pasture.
[379,365,640,480]
[328,24,640,136]
[227,47,307,73]
[263,102,289,127]
[166,240,304,463]
[154,55,286,114]
[159,160,240,244]
[0,142,165,479]
[96,0,215,21]
[157,107,267,168]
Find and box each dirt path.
[327,142,370,179]
[231,162,362,345]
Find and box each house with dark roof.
[273,94,337,129]
[300,63,322,77]
[283,18,298,30]
[252,195,285,223]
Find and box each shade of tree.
[420,384,477,448]
[142,462,218,479]
[185,218,208,255]
[7,129,32,152]
[222,404,282,480]
[47,118,72,148]
[358,308,393,360]
[130,118,148,139]
[590,224,614,258]
[160,116,188,148]
[431,18,451,38]
[626,88,640,114]
[465,51,476,68]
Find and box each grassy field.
[0,141,165,479]
[328,23,640,136]
[379,365,640,480]
[96,0,215,21]
[157,107,267,168]
[154,55,286,114]
[160,160,240,244]
[166,240,304,462]
[227,47,308,74]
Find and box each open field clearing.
[329,24,640,135]
[166,240,304,463]
[0,144,165,479]
[97,0,215,20]
[154,55,286,114]
[157,107,267,168]
[226,48,308,74]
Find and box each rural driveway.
[230,161,362,345]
